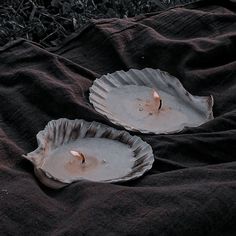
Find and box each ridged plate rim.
[89,68,214,134]
[23,118,154,189]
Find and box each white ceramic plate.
[23,118,154,189]
[89,68,214,134]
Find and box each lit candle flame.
[70,150,86,164]
[153,90,162,110]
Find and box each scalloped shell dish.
[23,118,154,189]
[89,68,214,134]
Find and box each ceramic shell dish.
[23,118,154,189]
[89,68,214,134]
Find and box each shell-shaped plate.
[89,68,214,134]
[23,118,154,189]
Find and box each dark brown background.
[0,0,236,235]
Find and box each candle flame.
[70,150,86,164]
[152,89,162,110]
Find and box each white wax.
[106,85,204,133]
[41,138,135,182]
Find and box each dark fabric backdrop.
[0,0,236,235]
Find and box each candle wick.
[158,99,162,110]
[80,153,86,164]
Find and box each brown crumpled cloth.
[0,0,236,235]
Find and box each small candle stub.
[153,90,162,110]
[70,150,86,164]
